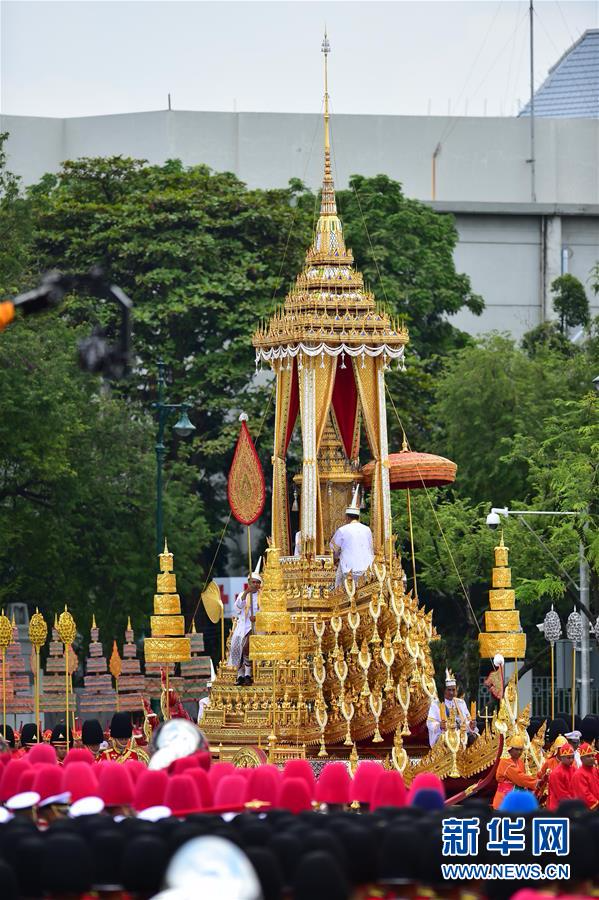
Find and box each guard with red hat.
[99,712,149,764]
[547,742,576,810]
[572,741,599,809]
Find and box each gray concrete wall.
[3,110,599,204]
[2,110,599,339]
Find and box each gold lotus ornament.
[381,631,395,693]
[347,601,360,655]
[396,680,411,736]
[29,609,47,650]
[341,693,354,746]
[368,595,382,644]
[315,693,328,758]
[369,688,383,743]
[373,560,386,587]
[57,608,76,645]
[392,728,409,774]
[334,654,348,689]
[358,638,371,697]
[313,653,326,688]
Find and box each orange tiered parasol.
[361,441,457,491]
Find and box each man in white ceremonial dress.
[228,559,262,686]
[330,487,375,588]
[427,668,479,747]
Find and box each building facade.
[3,108,598,339]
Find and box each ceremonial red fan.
[227,416,265,525]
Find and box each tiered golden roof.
[144,540,191,664]
[479,535,526,660]
[252,38,408,360]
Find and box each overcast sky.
[1,0,597,119]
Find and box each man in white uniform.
[330,487,374,588]
[228,559,262,686]
[427,669,479,747]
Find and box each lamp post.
[153,360,196,555]
[487,506,592,717]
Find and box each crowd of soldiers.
[0,711,595,897]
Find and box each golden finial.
[127,615,132,631]
[92,613,97,630]
[159,537,174,573]
[29,609,47,651]
[401,432,409,452]
[57,607,76,646]
[10,613,15,628]
[191,619,197,634]
[322,28,330,157]
[54,613,58,629]
[0,612,12,649]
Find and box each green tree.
[0,314,208,636]
[0,133,34,294]
[431,335,599,506]
[551,273,589,334]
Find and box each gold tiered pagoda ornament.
[144,540,190,665]
[479,534,526,660]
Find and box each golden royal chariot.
[199,39,544,795]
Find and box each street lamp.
[153,360,196,555]
[487,506,592,717]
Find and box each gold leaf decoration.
[29,609,48,650]
[57,607,76,646]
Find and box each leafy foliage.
[0,315,208,636]
[551,274,590,333]
[0,133,33,294]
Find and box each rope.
[385,385,481,633]
[190,384,275,626]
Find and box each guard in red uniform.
[492,734,537,809]
[99,712,149,765]
[536,734,567,805]
[547,742,575,810]
[572,741,599,809]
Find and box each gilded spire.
[252,35,409,360]
[320,30,336,217]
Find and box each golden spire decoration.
[479,534,526,660]
[320,29,336,217]
[252,33,408,362]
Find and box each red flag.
[227,417,265,526]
